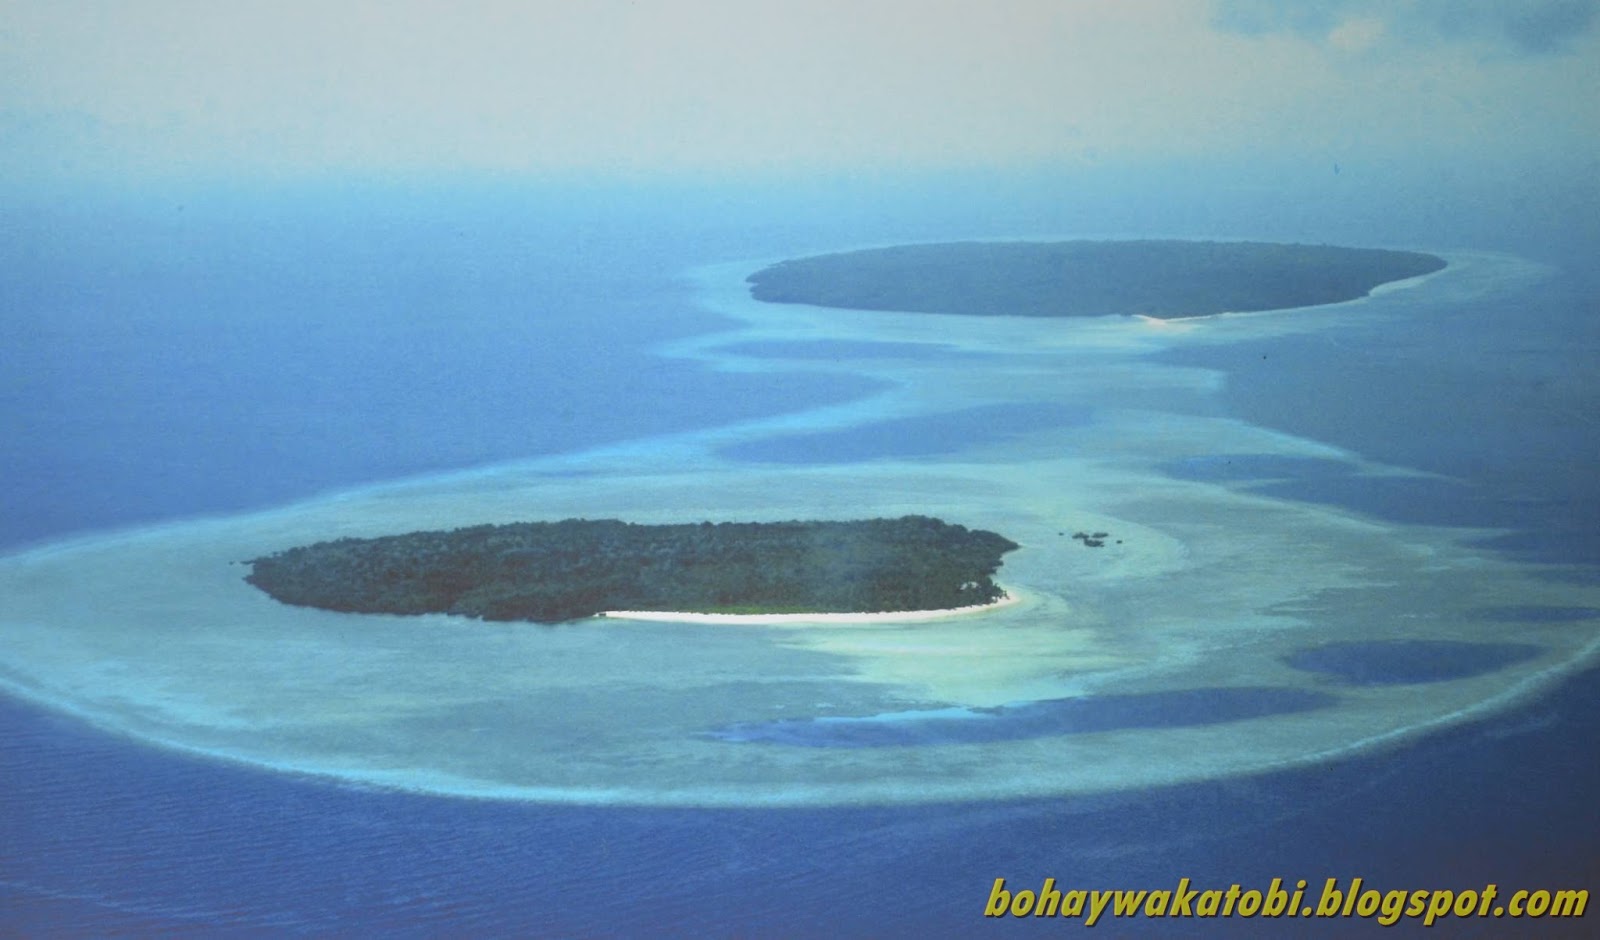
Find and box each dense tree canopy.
[746,240,1446,319]
[245,516,1018,624]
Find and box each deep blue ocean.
[3,171,1597,936]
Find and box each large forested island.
[746,240,1446,319]
[245,516,1018,624]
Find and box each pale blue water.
[3,174,1597,935]
[708,688,1340,747]
[1159,453,1356,482]
[719,401,1091,464]
[717,339,985,360]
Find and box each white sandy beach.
[600,588,1020,625]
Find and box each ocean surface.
[2,171,1597,935]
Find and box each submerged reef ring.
[0,244,1592,807]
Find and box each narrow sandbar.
[601,588,1020,625]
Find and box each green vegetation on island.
[746,240,1446,319]
[245,516,1018,624]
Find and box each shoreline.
[600,588,1019,625]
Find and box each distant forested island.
[245,516,1018,624]
[746,240,1446,319]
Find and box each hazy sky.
[2,0,1597,180]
